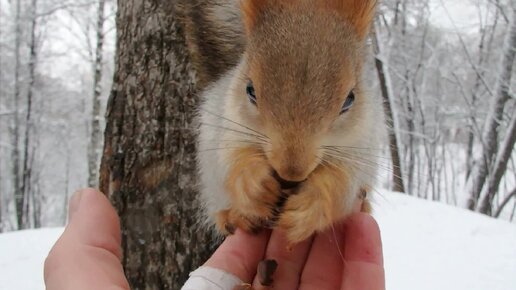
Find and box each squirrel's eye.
[246,80,257,106]
[340,91,355,114]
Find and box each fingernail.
[68,190,84,220]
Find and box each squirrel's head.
[229,0,378,182]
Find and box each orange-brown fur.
[244,1,367,182]
[278,162,351,242]
[321,0,378,39]
[197,0,381,244]
[240,0,268,34]
[218,147,281,234]
[242,0,377,39]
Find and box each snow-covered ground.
[0,228,63,290]
[1,193,515,290]
[374,193,516,290]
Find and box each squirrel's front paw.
[278,185,337,244]
[215,209,265,235]
[221,155,281,235]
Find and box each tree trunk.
[20,0,38,229]
[371,23,406,193]
[87,0,106,188]
[13,0,23,230]
[467,5,516,210]
[494,187,516,218]
[479,112,516,215]
[63,144,71,225]
[465,27,488,181]
[99,1,221,288]
[0,171,2,232]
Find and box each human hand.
[44,188,130,290]
[204,213,385,290]
[44,188,384,290]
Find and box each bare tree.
[494,187,516,218]
[465,3,501,180]
[18,0,39,229]
[479,112,516,214]
[87,0,106,188]
[0,169,3,233]
[98,0,225,287]
[12,0,23,230]
[371,22,406,193]
[467,4,516,211]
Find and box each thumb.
[44,189,129,290]
[66,188,122,259]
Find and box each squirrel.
[196,0,384,245]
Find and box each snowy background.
[1,192,515,290]
[0,0,515,289]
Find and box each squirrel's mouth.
[272,170,305,190]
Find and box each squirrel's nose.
[272,164,308,183]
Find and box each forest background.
[0,0,514,252]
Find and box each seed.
[258,259,278,287]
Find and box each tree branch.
[494,188,516,218]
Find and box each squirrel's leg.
[278,164,354,244]
[216,147,281,235]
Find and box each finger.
[252,230,312,289]
[69,188,122,259]
[341,213,385,290]
[205,229,271,283]
[299,223,346,290]
[44,189,129,290]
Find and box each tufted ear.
[240,0,270,34]
[322,0,377,39]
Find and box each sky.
[430,0,486,32]
[0,0,485,82]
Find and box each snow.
[1,193,515,290]
[374,193,516,290]
[0,228,63,290]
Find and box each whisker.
[330,151,399,174]
[321,155,386,200]
[200,108,269,140]
[323,149,421,181]
[324,151,427,192]
[198,139,267,146]
[342,151,429,181]
[324,146,392,161]
[331,224,345,264]
[200,123,269,142]
[324,151,387,174]
[322,144,399,151]
[327,154,414,185]
[198,147,254,153]
[335,160,386,198]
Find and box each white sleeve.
[181,267,244,290]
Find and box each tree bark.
[494,187,516,218]
[87,0,106,188]
[467,5,516,210]
[371,22,406,193]
[19,0,38,229]
[0,170,2,232]
[479,112,516,215]
[13,0,23,230]
[99,1,220,288]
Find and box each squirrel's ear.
[324,0,377,39]
[240,0,270,34]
